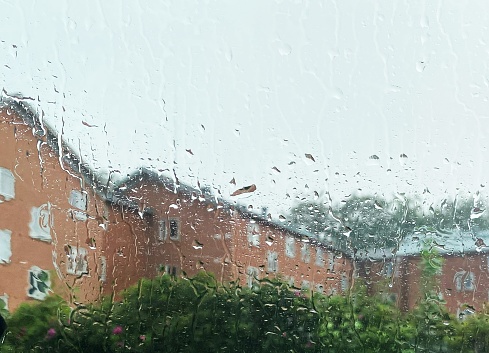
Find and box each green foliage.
[2,272,489,352]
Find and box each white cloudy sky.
[1,1,489,215]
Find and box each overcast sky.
[1,1,489,216]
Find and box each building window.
[158,220,167,241]
[0,293,8,313]
[384,262,393,277]
[341,273,349,292]
[285,236,295,258]
[267,251,278,273]
[287,276,295,288]
[246,266,260,289]
[99,256,107,283]
[454,271,475,292]
[315,247,324,267]
[0,230,11,264]
[247,223,260,247]
[65,245,88,276]
[0,167,14,202]
[328,253,335,272]
[301,242,311,263]
[169,219,180,240]
[69,190,88,221]
[161,264,178,277]
[28,203,52,242]
[27,266,51,300]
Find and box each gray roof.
[356,230,489,261]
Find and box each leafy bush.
[1,272,489,353]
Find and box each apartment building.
[0,97,352,311]
[358,232,489,316]
[103,168,353,296]
[0,97,109,311]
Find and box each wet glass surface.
[1,1,489,352]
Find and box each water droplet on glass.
[470,207,485,219]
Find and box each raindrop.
[279,215,286,222]
[416,61,426,72]
[369,155,379,160]
[192,240,203,250]
[305,153,315,162]
[185,149,194,155]
[272,166,281,173]
[470,207,485,219]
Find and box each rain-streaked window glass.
[3,2,489,352]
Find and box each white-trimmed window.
[27,266,51,300]
[0,167,14,202]
[384,262,393,277]
[169,219,180,240]
[247,223,260,247]
[99,256,107,282]
[246,266,260,289]
[454,271,475,292]
[285,236,295,258]
[0,230,12,264]
[0,293,8,313]
[328,253,335,272]
[301,242,311,263]
[69,190,88,221]
[161,264,178,276]
[158,220,167,241]
[315,247,324,267]
[28,203,52,242]
[341,273,349,292]
[267,251,278,273]
[65,245,88,276]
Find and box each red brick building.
[358,232,489,317]
[0,97,352,311]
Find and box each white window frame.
[0,293,8,312]
[454,271,476,292]
[285,236,295,258]
[158,220,167,241]
[99,256,107,282]
[267,251,279,273]
[28,203,52,242]
[341,273,349,292]
[65,245,89,276]
[27,266,51,301]
[328,253,335,272]
[315,247,324,267]
[169,218,180,241]
[161,264,178,276]
[247,223,260,247]
[246,266,260,289]
[0,230,12,264]
[0,167,14,202]
[69,190,88,221]
[301,242,311,264]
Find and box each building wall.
[0,107,108,311]
[0,103,353,313]
[359,252,489,316]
